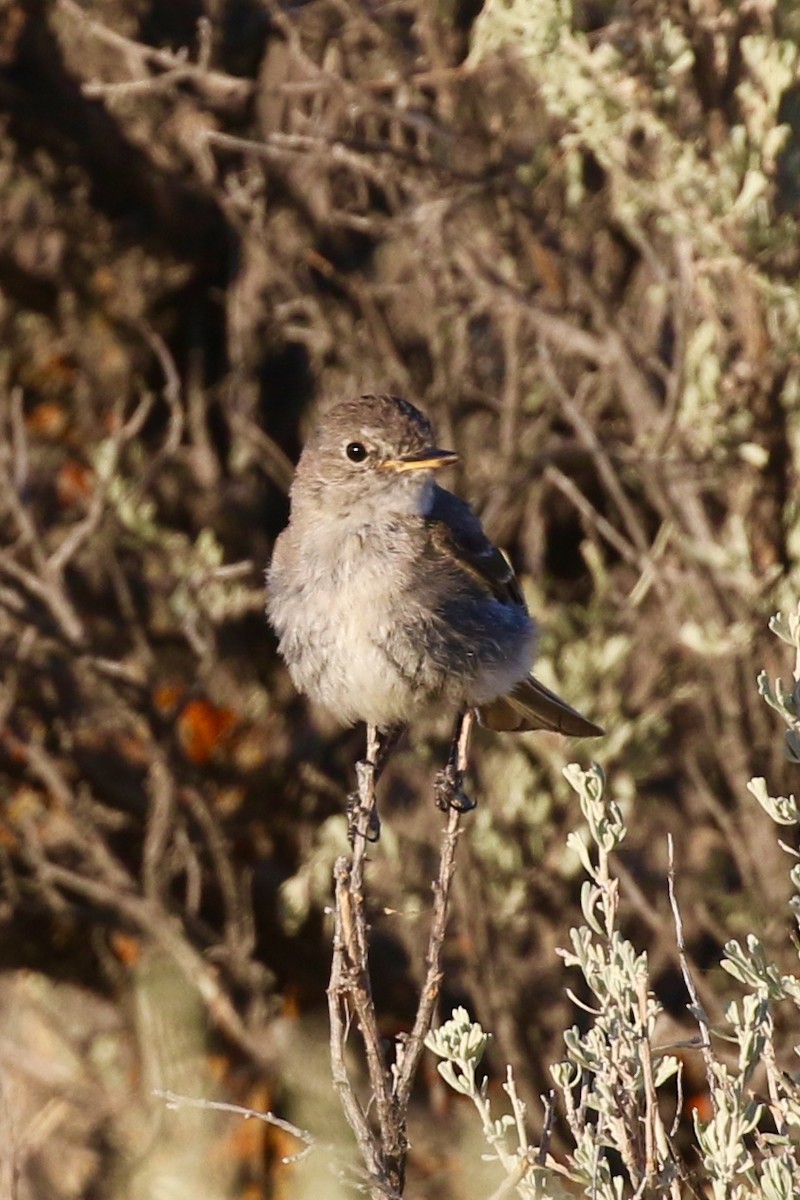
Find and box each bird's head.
[290,394,458,520]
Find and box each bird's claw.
[434,766,476,813]
[346,788,381,843]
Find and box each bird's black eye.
[345,441,368,463]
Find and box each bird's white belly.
[269,536,417,727]
[306,588,412,726]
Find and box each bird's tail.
[478,675,604,737]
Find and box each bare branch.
[153,1087,315,1160]
[666,835,717,1112]
[56,1,252,104]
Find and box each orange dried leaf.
[26,401,68,439]
[683,1088,713,1123]
[281,988,301,1021]
[110,931,143,968]
[57,460,94,506]
[152,681,187,716]
[177,699,237,764]
[206,1054,231,1085]
[0,822,19,851]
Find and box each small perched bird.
[267,394,602,814]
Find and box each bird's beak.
[382,448,459,473]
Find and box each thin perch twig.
[667,834,718,1114]
[394,708,472,1111]
[327,712,473,1196]
[327,726,401,1198]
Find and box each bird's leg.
[371,723,406,778]
[346,723,405,843]
[434,708,476,812]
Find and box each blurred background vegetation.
[1,0,800,1195]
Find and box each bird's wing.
[479,675,604,736]
[423,488,604,738]
[424,487,526,608]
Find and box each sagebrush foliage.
[1,0,800,1196]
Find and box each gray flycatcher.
[267,394,602,815]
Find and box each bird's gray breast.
[267,520,430,725]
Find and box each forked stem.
[327,710,475,1196]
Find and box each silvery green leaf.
[747,777,800,824]
[459,1024,490,1062]
[563,1026,600,1071]
[562,762,587,797]
[580,880,605,935]
[758,1134,794,1150]
[780,975,800,1005]
[426,1007,485,1060]
[653,1055,680,1087]
[741,1098,764,1136]
[550,1060,580,1091]
[424,1030,446,1056]
[563,762,606,804]
[758,670,783,712]
[437,1060,472,1095]
[566,830,597,879]
[759,1155,795,1200]
[769,610,800,648]
[721,937,780,992]
[593,809,626,853]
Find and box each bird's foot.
[346,788,381,844]
[434,765,476,813]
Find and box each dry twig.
[327,713,472,1197]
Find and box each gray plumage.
[267,394,602,737]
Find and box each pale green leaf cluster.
[467,0,800,479]
[468,0,797,252]
[278,816,357,934]
[427,606,800,1196]
[428,766,681,1197]
[425,1009,572,1199]
[101,445,261,629]
[751,604,800,874]
[551,765,680,1197]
